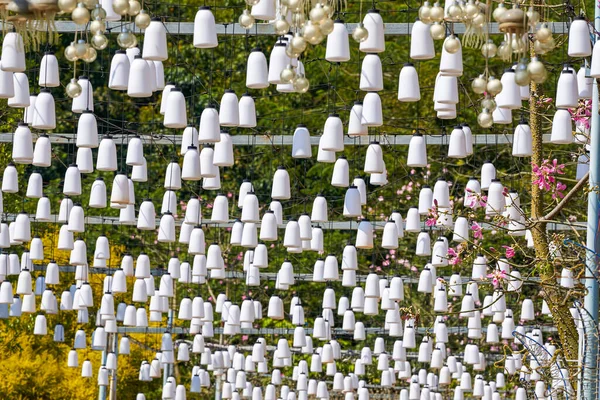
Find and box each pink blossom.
[503,245,515,259]
[471,222,483,240]
[532,159,566,198]
[486,270,507,288]
[447,247,461,265]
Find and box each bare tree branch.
[541,171,590,222]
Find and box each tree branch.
[541,171,589,222]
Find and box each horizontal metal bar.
[0,133,554,146]
[12,213,586,231]
[36,21,568,36]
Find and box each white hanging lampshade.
[76,111,98,148]
[433,178,450,208]
[159,84,175,115]
[348,101,368,137]
[39,52,60,87]
[154,61,165,90]
[97,136,117,171]
[127,56,153,98]
[397,63,420,102]
[364,142,384,174]
[211,194,229,223]
[239,94,257,128]
[142,18,168,61]
[31,89,56,130]
[1,32,26,72]
[550,109,574,144]
[34,314,47,335]
[138,199,156,230]
[193,6,218,48]
[164,88,187,128]
[331,157,349,187]
[437,107,457,120]
[12,122,33,164]
[132,157,147,182]
[360,54,383,91]
[410,20,435,60]
[158,213,176,243]
[495,69,521,110]
[403,207,420,232]
[325,21,350,62]
[214,131,234,166]
[556,68,579,108]
[577,66,593,99]
[492,106,512,124]
[199,146,218,178]
[64,164,82,196]
[220,90,240,127]
[360,9,385,52]
[0,65,14,99]
[439,36,463,76]
[108,50,130,90]
[361,92,383,126]
[311,194,328,222]
[343,186,361,217]
[433,74,458,104]
[182,146,201,181]
[568,16,592,57]
[415,231,431,256]
[110,173,130,205]
[486,179,505,216]
[14,212,31,242]
[180,125,199,155]
[126,135,144,166]
[480,161,496,190]
[447,125,466,158]
[591,40,600,77]
[292,124,311,158]
[246,48,269,89]
[164,161,182,190]
[268,41,289,85]
[382,221,399,249]
[321,114,344,152]
[8,72,30,108]
[251,0,275,20]
[2,162,18,193]
[407,133,427,167]
[26,172,43,198]
[356,219,374,249]
[199,106,221,143]
[71,76,93,113]
[512,119,532,157]
[68,204,85,233]
[354,177,367,205]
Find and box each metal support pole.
[582,5,600,399]
[98,346,108,400]
[109,332,118,400]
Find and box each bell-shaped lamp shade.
[360,54,383,91]
[239,94,257,128]
[39,52,60,87]
[76,111,99,148]
[332,157,350,187]
[512,120,532,157]
[555,68,579,108]
[219,90,240,127]
[12,122,33,164]
[407,133,427,167]
[325,21,350,62]
[568,17,592,57]
[2,162,19,193]
[440,36,463,76]
[193,6,218,48]
[127,56,153,98]
[578,67,593,99]
[550,109,574,144]
[2,32,26,72]
[433,74,458,104]
[361,92,383,126]
[97,136,118,171]
[108,50,130,90]
[410,20,434,60]
[246,48,269,89]
[291,124,311,158]
[268,42,289,85]
[495,69,521,110]
[8,72,30,108]
[163,88,187,128]
[348,101,368,137]
[321,114,344,152]
[142,19,168,61]
[447,126,467,159]
[360,10,385,53]
[398,63,420,102]
[32,89,56,130]
[199,106,221,143]
[0,65,15,99]
[71,76,93,113]
[251,0,276,20]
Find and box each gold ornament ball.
[117,29,135,48]
[303,21,319,41]
[66,79,83,98]
[91,33,108,50]
[492,2,506,22]
[82,0,98,9]
[540,36,555,52]
[309,4,325,22]
[128,0,141,15]
[486,77,502,96]
[352,24,369,43]
[112,0,129,15]
[274,16,290,35]
[419,2,432,22]
[526,6,540,25]
[447,3,463,21]
[430,22,446,40]
[291,34,307,53]
[514,64,530,86]
[312,30,325,44]
[464,1,478,19]
[72,3,91,25]
[287,0,301,12]
[280,65,296,83]
[319,17,334,35]
[128,34,138,49]
[528,58,547,83]
[91,5,106,20]
[444,36,460,54]
[285,44,299,58]
[471,12,485,27]
[477,109,493,128]
[245,0,260,6]
[294,75,310,93]
[239,10,255,29]
[58,0,77,13]
[471,75,487,94]
[481,96,496,111]
[533,39,546,55]
[135,10,151,29]
[481,41,497,58]
[429,3,444,22]
[75,40,88,58]
[90,18,105,35]
[83,47,97,62]
[322,4,332,17]
[536,25,552,43]
[64,43,79,62]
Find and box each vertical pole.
[99,345,108,400]
[583,5,600,399]
[109,332,118,400]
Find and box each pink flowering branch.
[541,171,589,222]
